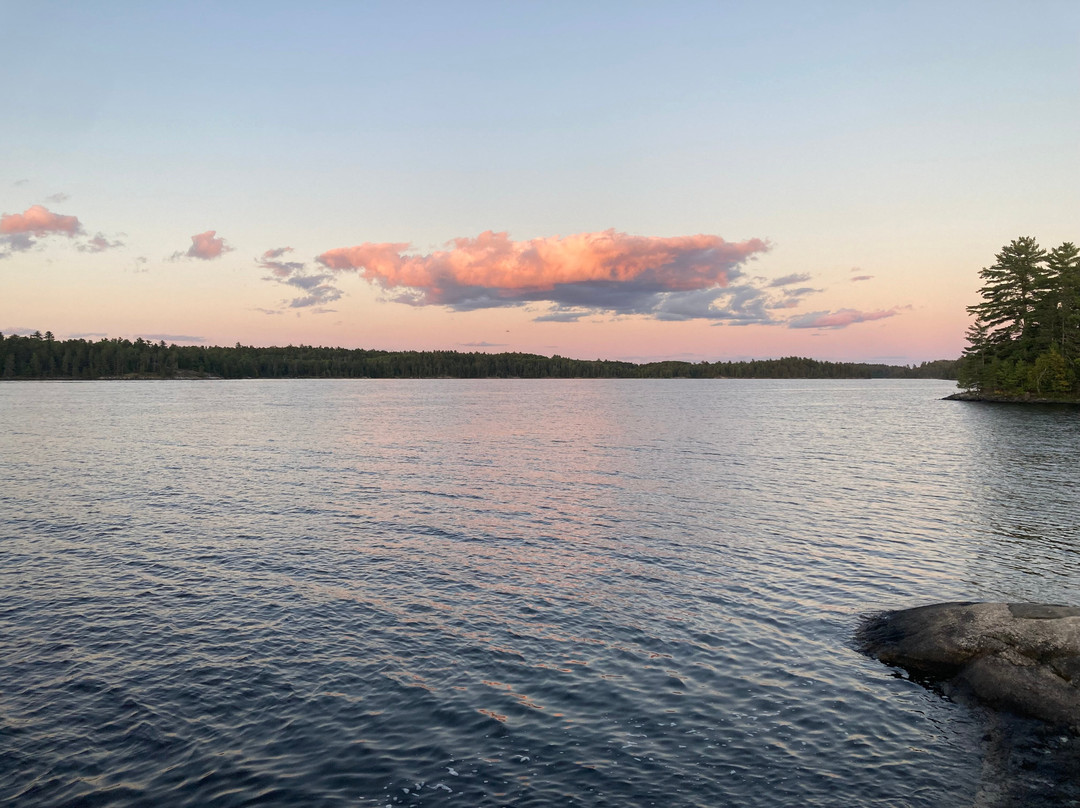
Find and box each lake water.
[1,379,1078,807]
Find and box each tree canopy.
[959,237,1080,396]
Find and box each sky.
[2,1,1078,364]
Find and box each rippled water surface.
[2,379,1078,806]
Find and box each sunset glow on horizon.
[3,3,1077,364]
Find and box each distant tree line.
[959,237,1080,396]
[0,331,958,381]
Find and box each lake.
[1,379,1078,806]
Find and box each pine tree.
[966,236,1049,359]
[1044,242,1080,360]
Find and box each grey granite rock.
[859,601,1080,730]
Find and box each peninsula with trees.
[954,237,1080,401]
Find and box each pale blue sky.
[3,1,1078,362]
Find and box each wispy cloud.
[788,308,899,329]
[258,246,306,277]
[137,333,206,343]
[768,286,819,310]
[257,246,343,311]
[45,192,70,204]
[78,233,124,253]
[533,308,592,322]
[173,230,232,261]
[318,229,772,322]
[460,341,508,347]
[13,179,29,187]
[768,272,812,287]
[850,275,873,282]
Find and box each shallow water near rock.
[2,379,1078,806]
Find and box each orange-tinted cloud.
[317,229,769,318]
[789,308,899,329]
[0,204,82,236]
[182,230,232,260]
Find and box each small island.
[950,237,1080,403]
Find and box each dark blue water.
[1,379,1077,806]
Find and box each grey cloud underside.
[652,286,775,324]
[1,231,121,257]
[0,233,36,256]
[377,274,896,330]
[282,274,332,291]
[282,273,343,308]
[389,276,790,326]
[533,309,591,322]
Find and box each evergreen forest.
[0,331,957,381]
[958,237,1080,397]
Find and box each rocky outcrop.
[944,391,1080,404]
[859,602,1080,730]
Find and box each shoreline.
[944,390,1080,405]
[2,375,955,383]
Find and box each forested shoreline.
[0,331,957,381]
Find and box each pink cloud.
[317,229,769,316]
[183,230,232,260]
[0,204,82,236]
[788,308,900,329]
[850,275,873,282]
